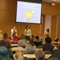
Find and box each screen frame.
[15,0,42,24]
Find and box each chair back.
[13,36,18,42]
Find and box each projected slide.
[16,1,42,24]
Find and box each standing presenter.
[11,25,17,37]
[24,26,31,40]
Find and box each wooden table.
[13,54,51,59]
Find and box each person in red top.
[3,33,11,44]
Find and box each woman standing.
[24,26,31,40]
[11,26,17,37]
[45,28,50,37]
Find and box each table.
[11,44,18,46]
[12,47,25,51]
[13,54,51,59]
[24,54,51,59]
[12,47,43,52]
[52,42,60,44]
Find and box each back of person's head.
[55,38,59,42]
[29,38,34,46]
[3,33,8,39]
[45,37,52,43]
[0,34,3,40]
[15,51,24,60]
[31,35,34,39]
[35,36,39,40]
[35,50,45,60]
[20,34,25,39]
[46,28,49,32]
[0,40,11,49]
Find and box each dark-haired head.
[26,26,29,29]
[45,37,52,44]
[55,38,59,42]
[31,35,34,39]
[35,36,39,40]
[3,33,8,39]
[0,40,11,49]
[46,28,49,32]
[29,38,34,46]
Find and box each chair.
[48,58,59,60]
[13,36,18,42]
[2,58,13,60]
[44,50,52,54]
[27,51,35,54]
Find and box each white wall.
[44,15,52,36]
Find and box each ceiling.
[43,0,60,4]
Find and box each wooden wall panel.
[0,0,60,38]
[41,15,45,37]
[42,2,60,38]
[57,17,60,37]
[51,16,57,41]
[42,2,60,15]
[0,0,42,37]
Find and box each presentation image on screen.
[16,1,42,24]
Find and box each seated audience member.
[31,35,34,39]
[0,40,13,60]
[18,34,27,47]
[15,51,24,60]
[49,45,60,60]
[23,38,36,54]
[1,40,11,49]
[55,38,59,42]
[5,41,12,50]
[34,36,42,47]
[43,37,54,51]
[34,36,40,42]
[0,34,3,40]
[3,33,11,44]
[35,50,45,60]
[54,38,59,48]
